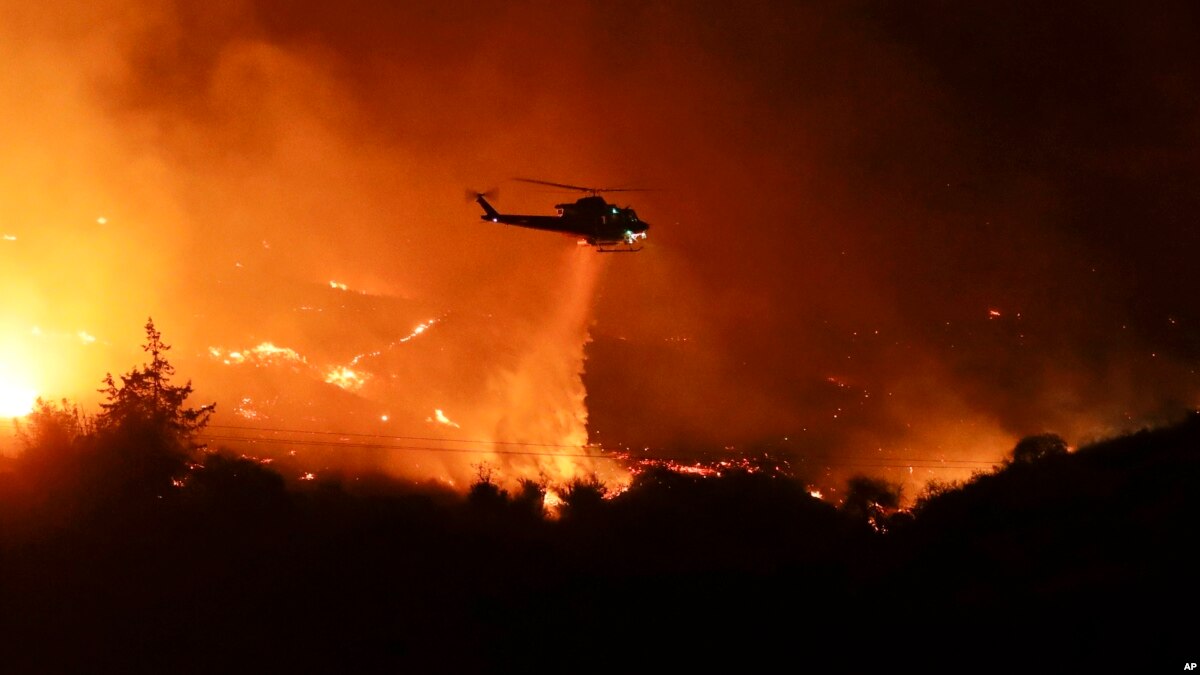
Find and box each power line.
[197,433,998,470]
[203,423,1000,465]
[5,419,1005,470]
[197,434,610,461]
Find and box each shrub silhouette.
[16,398,85,475]
[1009,433,1068,464]
[467,463,509,512]
[186,451,290,518]
[559,474,607,519]
[510,477,547,520]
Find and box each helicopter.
[471,178,650,252]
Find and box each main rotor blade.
[514,178,596,192]
[514,178,654,193]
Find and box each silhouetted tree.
[467,463,509,511]
[90,318,214,500]
[1009,433,1068,465]
[95,318,214,440]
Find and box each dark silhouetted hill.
[3,409,1198,671]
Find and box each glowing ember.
[809,489,823,499]
[96,216,107,225]
[329,280,348,291]
[300,472,316,481]
[988,309,1002,318]
[77,331,96,344]
[325,366,367,391]
[234,397,260,420]
[2,234,16,241]
[429,408,460,428]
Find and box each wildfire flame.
[543,488,564,517]
[0,382,36,418]
[325,366,366,391]
[210,342,307,367]
[347,318,438,366]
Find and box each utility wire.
[202,423,1000,465]
[198,433,998,470]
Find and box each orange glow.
[1,1,1183,507]
[0,380,37,417]
[0,334,40,417]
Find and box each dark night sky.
[3,1,1199,487]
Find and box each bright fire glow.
[543,488,563,517]
[329,280,348,291]
[210,342,307,366]
[325,366,366,391]
[0,381,37,417]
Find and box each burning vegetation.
[1,336,1195,669]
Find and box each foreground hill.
[2,413,1196,670]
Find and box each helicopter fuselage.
[476,194,649,251]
